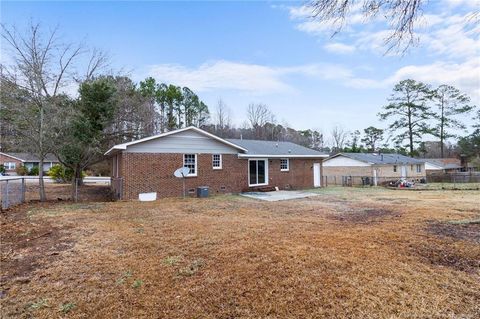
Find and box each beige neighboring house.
[322,153,426,185]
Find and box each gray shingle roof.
[425,158,462,169]
[6,153,59,162]
[226,139,327,157]
[334,153,425,165]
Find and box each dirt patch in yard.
[328,208,400,224]
[0,203,76,299]
[426,221,480,244]
[409,240,480,273]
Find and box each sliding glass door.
[249,159,268,186]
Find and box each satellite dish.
[174,167,190,178]
[174,167,190,199]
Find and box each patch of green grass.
[163,256,182,266]
[59,302,75,314]
[418,183,480,190]
[448,219,480,225]
[27,298,50,310]
[116,270,133,285]
[132,279,143,288]
[178,259,204,277]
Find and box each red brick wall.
[118,153,323,199]
[0,154,23,174]
[267,159,319,190]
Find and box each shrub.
[48,164,67,182]
[0,164,5,174]
[28,166,39,176]
[48,164,86,183]
[16,165,28,176]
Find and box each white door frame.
[313,163,321,187]
[401,165,407,178]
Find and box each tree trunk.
[39,107,46,201]
[38,158,46,201]
[408,106,414,155]
[440,99,445,158]
[71,166,83,201]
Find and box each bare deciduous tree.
[214,99,231,137]
[1,22,108,200]
[308,0,425,52]
[247,103,272,139]
[331,125,349,153]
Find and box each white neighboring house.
[0,152,59,175]
[322,153,427,185]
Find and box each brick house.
[0,152,59,175]
[322,153,426,186]
[105,126,328,200]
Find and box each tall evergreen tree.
[58,78,116,198]
[361,126,384,153]
[431,84,474,158]
[379,79,433,156]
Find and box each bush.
[0,164,5,174]
[48,164,69,183]
[16,165,28,176]
[28,166,39,176]
[48,164,86,183]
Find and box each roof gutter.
[238,154,328,159]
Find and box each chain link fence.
[323,175,426,187]
[111,177,123,200]
[0,178,26,209]
[323,173,480,187]
[1,176,112,209]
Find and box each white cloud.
[146,60,355,94]
[443,0,480,8]
[386,59,480,101]
[324,42,356,54]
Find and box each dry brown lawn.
[1,186,479,318]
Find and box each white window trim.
[248,158,269,187]
[4,162,16,170]
[212,154,222,170]
[416,164,422,173]
[280,158,289,172]
[183,154,197,177]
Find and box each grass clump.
[132,279,144,288]
[178,259,204,277]
[59,302,75,314]
[28,298,50,310]
[163,255,182,266]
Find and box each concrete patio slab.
[240,190,319,202]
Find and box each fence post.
[75,178,79,202]
[21,178,25,203]
[5,180,9,209]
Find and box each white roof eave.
[104,126,248,156]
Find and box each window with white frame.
[280,159,289,171]
[183,154,197,176]
[416,164,422,173]
[4,162,16,170]
[212,154,222,169]
[249,159,268,186]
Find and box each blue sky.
[2,0,479,140]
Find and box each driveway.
[240,190,319,201]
